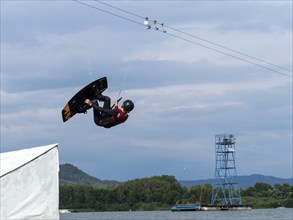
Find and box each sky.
[1,0,292,182]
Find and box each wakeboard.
[62,77,108,122]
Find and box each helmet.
[122,100,134,113]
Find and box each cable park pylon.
[211,134,242,208]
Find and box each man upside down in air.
[81,87,134,128]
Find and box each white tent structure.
[0,144,59,220]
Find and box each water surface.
[61,208,293,220]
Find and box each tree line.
[59,175,293,211]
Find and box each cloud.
[1,1,292,181]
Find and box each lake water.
[61,208,293,220]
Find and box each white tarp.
[0,144,59,220]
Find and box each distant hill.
[180,174,293,188]
[59,163,121,188]
[60,163,292,189]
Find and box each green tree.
[60,178,293,210]
[253,182,273,197]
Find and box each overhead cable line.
[73,0,144,27]
[144,20,292,77]
[73,0,292,78]
[164,31,292,78]
[93,0,145,20]
[163,25,293,74]
[163,28,292,78]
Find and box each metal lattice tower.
[211,134,242,206]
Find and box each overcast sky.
[1,0,292,181]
